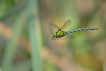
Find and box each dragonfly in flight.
[50,20,98,39]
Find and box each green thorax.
[56,29,66,38]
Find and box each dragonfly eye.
[51,32,56,37]
[51,32,55,34]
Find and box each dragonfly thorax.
[51,30,66,38]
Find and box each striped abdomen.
[66,28,98,34]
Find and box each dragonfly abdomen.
[66,28,98,34]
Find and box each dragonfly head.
[51,32,56,38]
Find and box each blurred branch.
[27,0,42,71]
[11,60,31,71]
[2,12,27,71]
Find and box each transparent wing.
[52,37,67,40]
[49,23,60,29]
[51,34,74,40]
[60,20,71,29]
[66,34,74,39]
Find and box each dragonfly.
[50,20,98,39]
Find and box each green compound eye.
[51,34,53,37]
[51,32,56,38]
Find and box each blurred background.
[0,0,106,71]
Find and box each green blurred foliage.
[0,0,106,71]
[44,60,59,71]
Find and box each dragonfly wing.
[60,20,71,29]
[52,37,67,40]
[66,34,74,39]
[49,23,60,29]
